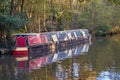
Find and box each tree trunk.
[10,0,14,16]
[70,0,73,29]
[51,0,53,31]
[5,0,15,48]
[21,0,24,12]
[38,15,41,33]
[43,2,47,31]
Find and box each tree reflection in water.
[1,35,120,80]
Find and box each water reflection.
[14,42,91,80]
[97,71,120,80]
[16,42,90,71]
[1,35,120,80]
[0,55,16,80]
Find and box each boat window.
[57,31,68,41]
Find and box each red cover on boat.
[40,34,48,44]
[15,36,27,47]
[28,35,41,46]
[13,51,28,57]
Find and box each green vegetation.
[0,0,120,47]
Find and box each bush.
[110,26,120,34]
[96,25,111,36]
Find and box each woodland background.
[0,0,120,47]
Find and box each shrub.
[96,25,111,36]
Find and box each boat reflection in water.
[15,42,91,71]
[96,71,120,80]
[14,41,120,80]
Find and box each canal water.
[0,35,120,80]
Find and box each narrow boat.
[12,29,91,56]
